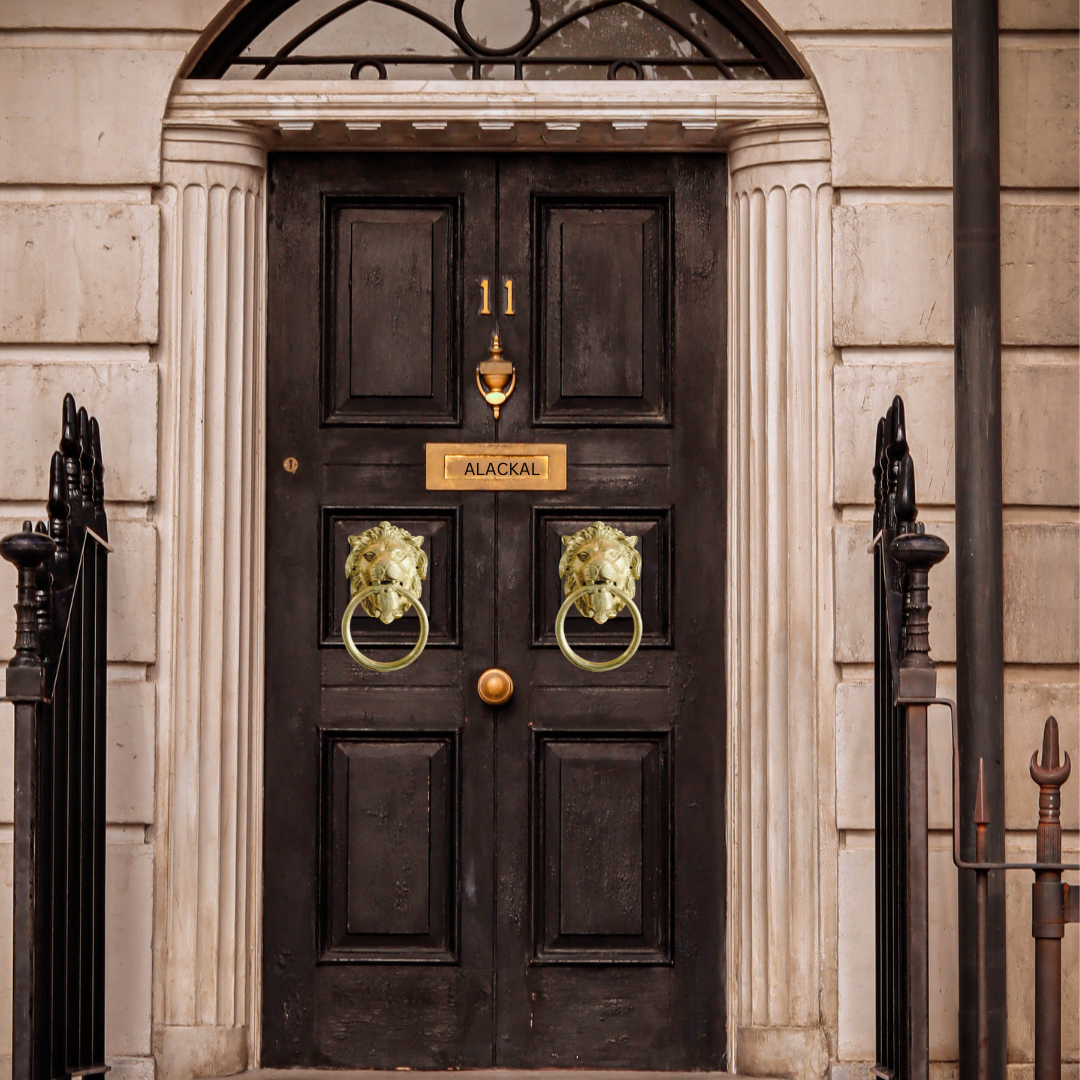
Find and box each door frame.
[152,77,836,1080]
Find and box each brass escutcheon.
[477,667,514,706]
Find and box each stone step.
[216,1071,751,1080]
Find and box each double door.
[263,152,727,1069]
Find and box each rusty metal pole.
[973,760,990,1080]
[1029,716,1072,1080]
[953,0,1007,1062]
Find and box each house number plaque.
[425,443,567,491]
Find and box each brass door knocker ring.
[555,522,644,671]
[342,583,430,672]
[342,521,430,672]
[555,583,643,672]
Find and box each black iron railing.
[872,396,949,1080]
[2,394,111,1080]
[872,395,1078,1080]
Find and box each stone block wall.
[0,10,204,1080]
[0,1,1076,1077]
[797,0,1080,1069]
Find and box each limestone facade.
[0,2,1076,1078]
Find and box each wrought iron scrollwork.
[190,0,805,81]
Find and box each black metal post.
[1,523,56,1080]
[892,470,950,1080]
[873,399,950,1080]
[953,0,1006,1071]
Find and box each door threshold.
[216,1071,752,1079]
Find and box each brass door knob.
[477,667,514,706]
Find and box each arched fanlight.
[189,0,804,81]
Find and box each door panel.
[495,154,726,1069]
[327,198,460,425]
[535,733,671,961]
[535,196,669,424]
[264,151,726,1070]
[323,733,457,959]
[264,153,497,1068]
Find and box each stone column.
[727,126,835,1079]
[152,126,268,1080]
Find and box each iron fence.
[2,394,111,1080]
[872,395,1078,1080]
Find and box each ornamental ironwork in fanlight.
[189,0,804,81]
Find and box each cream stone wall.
[0,1,1077,1079]
[805,0,1080,1071]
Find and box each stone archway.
[151,30,834,1079]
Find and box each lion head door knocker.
[341,521,430,672]
[555,522,644,672]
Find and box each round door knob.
[477,667,514,706]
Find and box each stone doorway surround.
[153,76,834,1080]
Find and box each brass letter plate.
[426,443,567,491]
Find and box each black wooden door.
[493,155,727,1069]
[264,152,726,1070]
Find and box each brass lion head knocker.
[342,521,430,672]
[555,522,644,672]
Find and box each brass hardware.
[556,585,642,672]
[283,457,299,473]
[425,442,567,491]
[555,522,644,671]
[476,332,515,419]
[477,667,514,706]
[479,277,491,315]
[342,522,430,672]
[504,277,514,316]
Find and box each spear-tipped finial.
[61,394,81,504]
[873,416,885,483]
[77,406,93,500]
[1030,715,1071,787]
[48,451,67,526]
[973,757,991,826]
[887,395,908,460]
[60,394,78,456]
[873,417,887,529]
[89,415,106,519]
[896,453,920,531]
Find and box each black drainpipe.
[952,0,1006,1074]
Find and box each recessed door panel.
[535,733,671,962]
[326,200,459,425]
[536,198,669,424]
[323,734,457,961]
